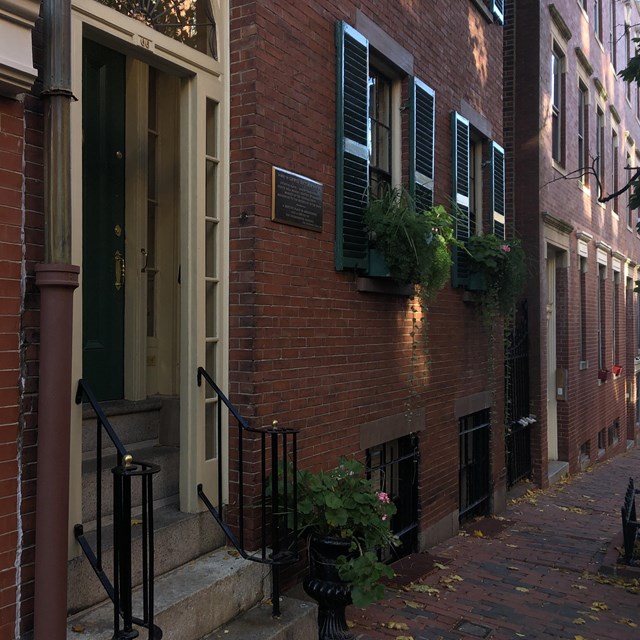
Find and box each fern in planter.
[465,234,526,323]
[363,187,456,301]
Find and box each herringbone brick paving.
[348,446,640,639]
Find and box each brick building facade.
[2,0,612,638]
[228,0,509,552]
[508,0,640,487]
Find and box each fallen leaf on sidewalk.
[558,506,587,514]
[71,624,86,633]
[507,566,520,571]
[616,618,638,628]
[397,636,414,640]
[515,587,529,593]
[387,621,409,630]
[571,584,587,590]
[403,600,422,609]
[433,562,448,570]
[572,618,586,625]
[407,584,440,597]
[590,601,608,611]
[472,530,484,537]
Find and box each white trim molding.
[0,0,39,97]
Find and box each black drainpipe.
[33,0,79,637]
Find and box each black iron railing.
[621,477,639,565]
[196,367,299,617]
[366,434,419,560]
[505,418,535,488]
[75,379,162,639]
[505,299,534,488]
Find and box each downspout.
[33,0,79,637]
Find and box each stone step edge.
[200,596,317,640]
[67,546,270,640]
[68,504,227,614]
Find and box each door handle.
[114,250,125,290]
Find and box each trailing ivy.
[363,186,457,302]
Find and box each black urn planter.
[303,536,355,640]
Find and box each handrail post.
[270,429,281,617]
[114,456,137,640]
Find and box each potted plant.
[612,365,623,376]
[598,368,609,381]
[465,234,526,324]
[363,186,457,302]
[295,458,399,639]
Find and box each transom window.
[95,0,218,57]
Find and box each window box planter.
[467,271,488,292]
[598,368,609,382]
[612,365,623,376]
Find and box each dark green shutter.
[491,141,506,239]
[492,0,504,25]
[409,77,436,212]
[335,22,369,271]
[452,112,470,287]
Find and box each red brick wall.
[0,93,25,639]
[229,0,506,546]
[18,87,44,637]
[511,0,640,485]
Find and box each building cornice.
[594,77,608,101]
[0,0,39,98]
[595,240,612,253]
[575,47,593,76]
[549,4,573,42]
[542,211,574,235]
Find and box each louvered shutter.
[409,78,436,212]
[452,112,470,287]
[335,22,369,271]
[492,0,504,25]
[491,141,506,239]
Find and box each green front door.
[82,40,126,401]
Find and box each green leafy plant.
[363,186,457,301]
[465,234,526,323]
[295,458,399,607]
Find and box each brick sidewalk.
[348,446,640,639]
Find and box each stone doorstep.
[68,505,226,614]
[67,546,272,640]
[200,597,317,640]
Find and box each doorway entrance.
[70,0,229,520]
[82,39,180,402]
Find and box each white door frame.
[68,0,229,553]
[546,249,558,461]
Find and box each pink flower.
[382,514,387,521]
[500,244,511,252]
[376,491,390,504]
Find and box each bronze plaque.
[272,167,323,232]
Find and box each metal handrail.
[621,477,640,565]
[196,367,299,617]
[75,379,162,639]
